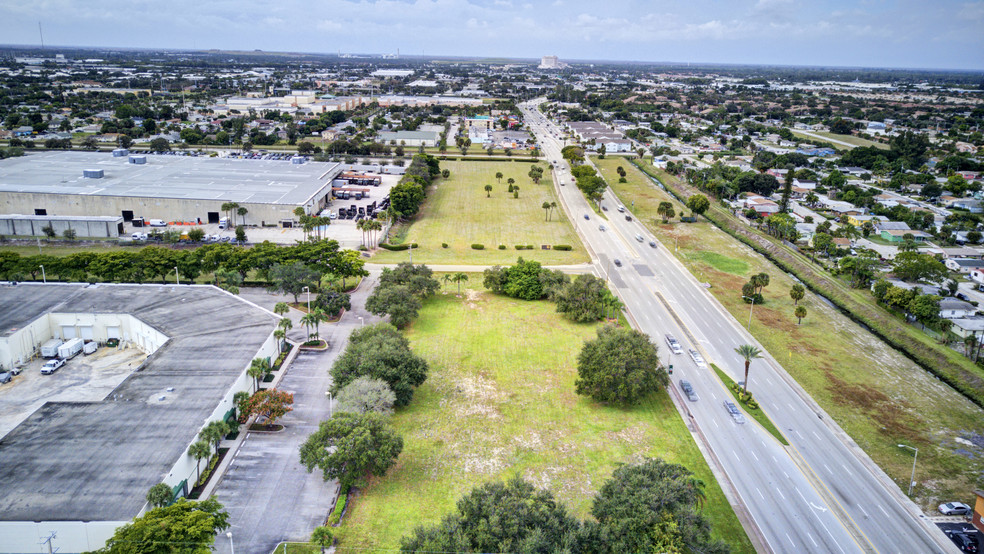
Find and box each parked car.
[0,371,12,384]
[940,502,973,516]
[688,349,707,368]
[41,358,65,375]
[665,335,683,355]
[723,401,746,424]
[679,379,699,401]
[945,529,979,553]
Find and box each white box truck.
[83,341,98,355]
[40,339,63,358]
[57,338,84,360]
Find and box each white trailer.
[40,339,63,358]
[58,338,84,360]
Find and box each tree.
[734,344,763,395]
[235,225,247,244]
[312,526,334,554]
[220,201,240,225]
[575,325,666,404]
[892,252,948,283]
[555,274,610,322]
[335,376,396,415]
[795,305,807,324]
[299,412,403,489]
[589,458,727,554]
[188,439,212,484]
[400,477,581,553]
[484,184,493,197]
[789,283,805,305]
[452,272,468,294]
[241,389,294,426]
[495,171,503,183]
[248,357,271,391]
[366,284,421,328]
[543,201,552,221]
[146,483,172,509]
[187,227,206,242]
[329,322,429,406]
[149,137,170,151]
[657,201,675,223]
[269,262,319,304]
[274,302,290,317]
[512,185,519,198]
[62,228,77,240]
[686,194,710,219]
[199,420,230,455]
[378,263,440,298]
[97,498,229,553]
[907,294,941,329]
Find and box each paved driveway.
[214,275,382,553]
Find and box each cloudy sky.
[1,0,982,70]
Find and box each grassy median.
[333,291,753,553]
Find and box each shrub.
[471,244,485,250]
[515,245,526,250]
[553,245,573,251]
[442,243,448,248]
[327,487,349,526]
[498,245,506,250]
[379,243,410,251]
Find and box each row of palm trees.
[356,218,384,248]
[442,272,469,294]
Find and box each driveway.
[214,274,382,553]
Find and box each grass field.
[791,129,889,150]
[594,156,984,511]
[333,292,753,554]
[372,160,589,265]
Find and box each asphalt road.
[521,101,953,553]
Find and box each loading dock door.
[80,326,94,341]
[207,212,220,224]
[61,325,77,339]
[35,208,47,216]
[122,210,134,222]
[106,326,121,340]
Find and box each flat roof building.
[0,283,279,553]
[0,151,343,225]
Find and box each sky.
[1,0,982,70]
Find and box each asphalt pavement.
[521,100,953,554]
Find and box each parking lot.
[0,346,147,438]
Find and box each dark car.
[583,214,590,220]
[946,530,979,553]
[649,241,657,248]
[625,215,633,221]
[613,259,622,267]
[0,371,12,384]
[679,380,698,402]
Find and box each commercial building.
[0,214,124,238]
[377,130,439,147]
[0,283,279,553]
[0,151,344,226]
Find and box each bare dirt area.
[0,346,147,438]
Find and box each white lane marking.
[788,402,795,410]
[772,455,778,463]
[823,463,833,475]
[757,487,765,500]
[783,471,789,479]
[796,488,808,503]
[750,450,759,462]
[710,392,718,400]
[785,533,796,548]
[878,504,889,517]
[808,532,818,547]
[766,378,774,385]
[733,450,741,463]
[841,463,854,477]
[796,429,805,440]
[776,487,786,500]
[712,418,719,429]
[857,504,869,518]
[812,430,822,440]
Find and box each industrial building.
[0,214,124,238]
[0,151,344,227]
[0,283,279,553]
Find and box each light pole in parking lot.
[897,444,918,496]
[302,286,310,313]
[741,296,756,330]
[173,266,179,285]
[325,391,333,418]
[39,264,45,284]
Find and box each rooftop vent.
[112,148,129,157]
[128,155,146,165]
[82,169,104,179]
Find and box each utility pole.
[40,531,57,554]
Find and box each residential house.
[945,258,984,274]
[971,269,984,286]
[948,318,984,345]
[875,221,911,232]
[846,214,879,227]
[880,229,932,243]
[939,298,978,319]
[742,194,781,217]
[13,126,33,137]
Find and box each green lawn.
[372,161,589,265]
[596,157,984,512]
[334,292,753,554]
[790,129,889,150]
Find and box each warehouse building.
[0,283,279,553]
[0,214,125,238]
[0,151,344,227]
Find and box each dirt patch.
[824,369,925,444]
[465,288,482,310]
[754,305,797,333]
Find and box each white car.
[688,349,707,368]
[41,358,65,375]
[665,335,683,355]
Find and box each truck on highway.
[40,339,63,358]
[57,338,84,360]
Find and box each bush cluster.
[471,244,485,250]
[498,244,506,250]
[514,244,535,250]
[378,242,418,251]
[553,245,573,251]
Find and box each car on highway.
[601,205,608,211]
[723,401,746,424]
[617,205,625,212]
[625,215,633,221]
[688,349,707,368]
[613,259,622,267]
[635,234,644,242]
[679,380,699,401]
[599,225,606,231]
[939,502,973,516]
[0,371,12,384]
[665,334,683,354]
[41,358,65,375]
[649,241,657,248]
[583,214,590,220]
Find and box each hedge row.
[378,242,419,251]
[553,245,573,251]
[327,486,349,526]
[515,244,535,250]
[471,244,485,250]
[630,159,984,410]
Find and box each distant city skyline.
[1,0,982,71]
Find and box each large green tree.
[686,194,710,219]
[892,252,948,283]
[575,325,666,404]
[365,284,422,328]
[95,498,229,553]
[299,412,403,489]
[329,322,428,406]
[554,274,614,322]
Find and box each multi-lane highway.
[519,101,952,553]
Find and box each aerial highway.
[519,101,952,554]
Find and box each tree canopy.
[299,412,403,489]
[95,498,229,553]
[329,322,429,406]
[575,325,667,404]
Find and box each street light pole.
[302,286,310,313]
[898,444,918,496]
[325,391,333,418]
[226,531,234,554]
[40,265,46,284]
[174,266,179,285]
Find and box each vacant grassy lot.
[373,160,589,265]
[595,157,984,511]
[791,129,889,150]
[334,292,753,553]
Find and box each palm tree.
[495,171,503,183]
[273,329,286,353]
[542,201,551,221]
[687,476,707,511]
[442,273,453,291]
[484,184,493,198]
[221,202,240,225]
[199,420,230,455]
[237,206,249,226]
[188,440,212,484]
[311,526,334,554]
[507,177,515,188]
[369,219,383,247]
[734,344,763,395]
[300,311,321,340]
[274,302,290,317]
[356,218,367,247]
[795,305,807,324]
[512,185,519,198]
[248,358,270,391]
[453,272,468,295]
[550,201,557,220]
